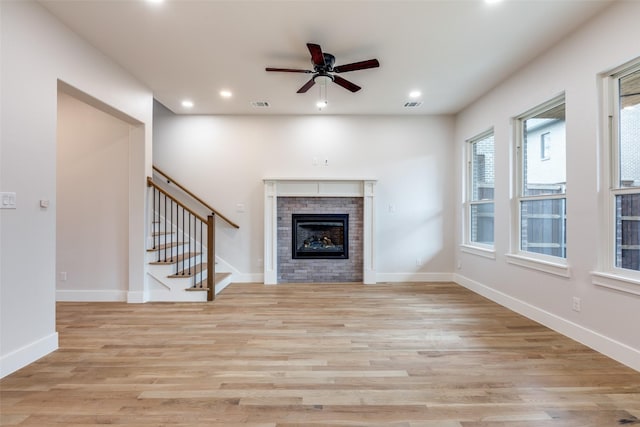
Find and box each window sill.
[591,271,640,297]
[460,244,496,260]
[506,253,570,278]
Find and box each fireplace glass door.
[292,214,348,259]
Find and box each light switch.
[1,192,16,209]
[40,200,50,208]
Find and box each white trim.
[454,274,640,372]
[0,333,59,379]
[592,271,640,297]
[234,273,264,283]
[56,290,127,302]
[460,244,496,259]
[505,253,570,278]
[376,272,454,283]
[127,291,146,303]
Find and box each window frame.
[462,128,496,258]
[508,93,569,276]
[593,59,640,294]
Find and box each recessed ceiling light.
[220,90,232,98]
[146,0,164,4]
[485,0,503,4]
[409,90,421,98]
[181,100,194,108]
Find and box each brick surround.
[277,197,363,283]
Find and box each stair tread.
[147,242,185,252]
[149,252,201,265]
[168,262,208,278]
[188,273,232,291]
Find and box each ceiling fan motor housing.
[314,53,336,72]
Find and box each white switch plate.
[1,192,16,209]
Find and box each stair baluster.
[147,175,229,301]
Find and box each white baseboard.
[376,272,454,283]
[56,289,127,302]
[454,273,640,372]
[0,332,58,379]
[233,273,264,283]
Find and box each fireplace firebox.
[292,214,348,259]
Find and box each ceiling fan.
[265,43,380,93]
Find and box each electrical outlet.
[416,257,423,266]
[572,296,581,312]
[59,272,67,281]
[457,260,462,269]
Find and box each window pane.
[471,134,495,201]
[619,70,640,188]
[470,203,494,245]
[522,104,566,196]
[520,198,566,258]
[615,194,640,271]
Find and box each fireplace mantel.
[263,178,376,284]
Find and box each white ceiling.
[40,0,614,116]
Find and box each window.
[540,132,551,160]
[515,95,566,260]
[612,65,640,272]
[466,130,495,248]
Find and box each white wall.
[454,0,640,370]
[0,1,153,377]
[56,92,130,301]
[153,103,455,282]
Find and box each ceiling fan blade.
[297,78,316,93]
[266,67,312,73]
[333,75,361,92]
[333,59,380,73]
[307,43,325,67]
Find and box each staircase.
[145,167,239,302]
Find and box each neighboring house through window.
[514,95,567,261]
[593,59,640,294]
[466,130,495,249]
[611,64,640,272]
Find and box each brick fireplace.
[263,179,376,284]
[278,197,362,282]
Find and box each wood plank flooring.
[2,282,639,426]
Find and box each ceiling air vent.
[403,101,423,108]
[251,101,270,108]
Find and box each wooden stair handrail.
[152,165,240,229]
[148,178,215,301]
[147,178,207,223]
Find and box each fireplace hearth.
[292,214,348,259]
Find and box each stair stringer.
[146,269,208,302]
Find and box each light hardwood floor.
[1,282,639,426]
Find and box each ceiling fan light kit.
[266,43,380,107]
